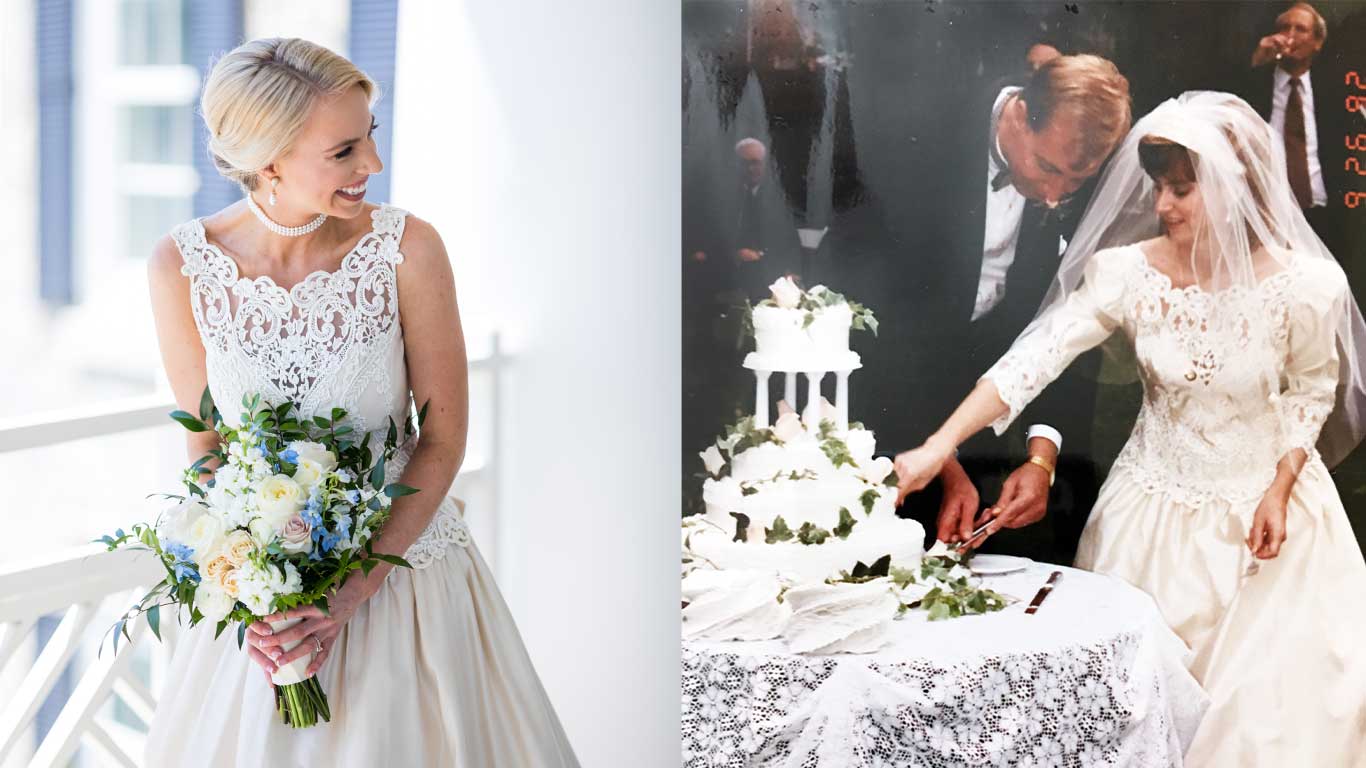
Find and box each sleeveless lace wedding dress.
[144,204,579,767]
[983,244,1366,766]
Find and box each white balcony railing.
[0,334,503,767]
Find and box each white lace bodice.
[983,244,1346,508]
[170,203,470,567]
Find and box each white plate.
[968,555,1031,575]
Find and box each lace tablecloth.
[681,563,1209,767]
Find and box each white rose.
[769,276,802,309]
[845,430,877,468]
[292,458,325,490]
[279,514,314,555]
[185,514,226,566]
[699,445,726,477]
[255,474,306,528]
[193,583,235,623]
[288,441,338,473]
[808,284,828,297]
[858,456,895,485]
[248,517,276,547]
[772,411,805,443]
[157,499,209,545]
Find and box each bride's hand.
[894,438,954,505]
[1247,488,1289,560]
[245,577,375,681]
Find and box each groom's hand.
[984,460,1051,535]
[936,456,980,545]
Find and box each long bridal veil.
[1020,91,1366,466]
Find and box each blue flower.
[302,507,323,528]
[345,490,360,504]
[308,548,323,561]
[335,515,352,539]
[281,449,299,464]
[335,469,353,483]
[164,541,200,583]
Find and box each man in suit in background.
[1242,2,1357,260]
[686,137,800,303]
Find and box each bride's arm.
[894,249,1131,506]
[893,381,1010,504]
[353,215,470,584]
[147,235,221,466]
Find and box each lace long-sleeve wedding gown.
[144,204,579,767]
[982,243,1366,766]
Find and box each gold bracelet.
[1027,454,1056,487]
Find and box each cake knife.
[1024,570,1062,615]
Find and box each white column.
[784,372,797,410]
[803,371,826,427]
[835,371,850,431]
[754,370,771,428]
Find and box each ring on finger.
[312,636,323,654]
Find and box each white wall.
[391,3,677,765]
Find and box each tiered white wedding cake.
[682,278,956,654]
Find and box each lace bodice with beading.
[169,203,470,567]
[983,244,1347,508]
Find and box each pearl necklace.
[245,194,327,237]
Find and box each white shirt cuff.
[1026,424,1063,454]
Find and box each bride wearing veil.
[892,91,1366,764]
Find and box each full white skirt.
[1076,458,1366,767]
[145,525,579,767]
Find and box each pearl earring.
[269,177,279,207]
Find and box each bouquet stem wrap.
[269,616,331,727]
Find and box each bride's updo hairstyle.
[200,38,379,193]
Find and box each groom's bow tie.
[990,167,1013,192]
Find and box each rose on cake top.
[759,276,879,336]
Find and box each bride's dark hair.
[1137,133,1279,249]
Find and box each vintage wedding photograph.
[682,1,1366,765]
[0,1,676,767]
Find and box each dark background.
[681,0,1366,555]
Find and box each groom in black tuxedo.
[830,47,1132,565]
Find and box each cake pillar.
[784,373,797,411]
[803,371,826,428]
[754,370,771,428]
[835,371,850,431]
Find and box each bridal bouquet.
[100,388,425,727]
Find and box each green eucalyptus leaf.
[383,483,420,498]
[199,387,215,423]
[169,410,209,432]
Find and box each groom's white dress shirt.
[975,86,1063,455]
